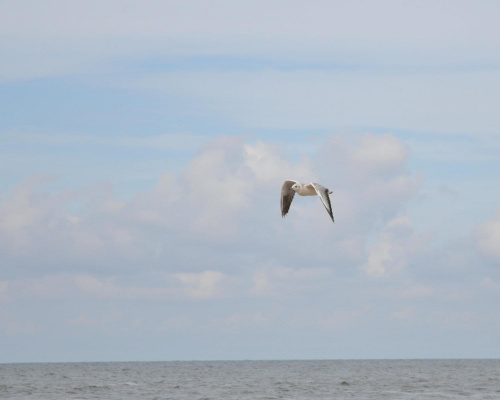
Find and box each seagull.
[281,180,334,223]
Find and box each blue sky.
[1,0,500,362]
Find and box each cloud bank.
[1,132,499,361]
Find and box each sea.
[1,359,499,399]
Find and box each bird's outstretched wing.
[281,180,297,217]
[310,182,334,223]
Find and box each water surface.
[1,359,499,399]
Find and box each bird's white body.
[291,182,317,196]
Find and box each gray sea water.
[1,360,499,399]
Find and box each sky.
[1,0,500,363]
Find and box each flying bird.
[281,180,334,223]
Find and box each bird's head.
[291,183,300,192]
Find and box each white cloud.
[0,177,146,270]
[250,265,331,297]
[394,284,435,299]
[251,269,272,296]
[318,306,371,330]
[158,316,192,331]
[244,141,314,184]
[0,281,9,303]
[215,311,271,330]
[476,207,500,260]
[390,307,415,321]
[312,133,421,238]
[442,311,475,330]
[174,271,227,299]
[363,215,430,277]
[23,274,80,300]
[183,142,250,212]
[1,271,232,303]
[0,132,424,278]
[0,175,60,253]
[364,239,395,277]
[75,275,173,300]
[0,317,39,335]
[69,311,122,328]
[483,277,500,291]
[352,132,408,173]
